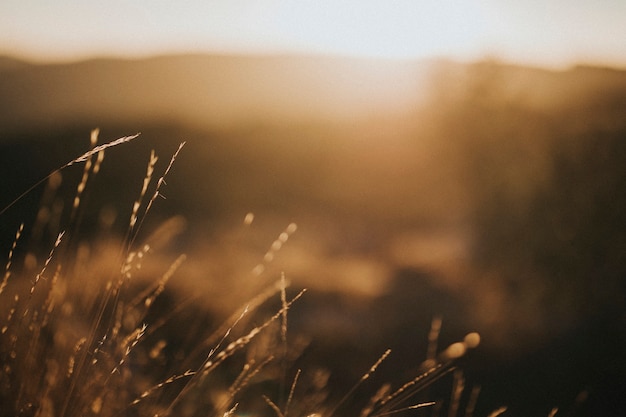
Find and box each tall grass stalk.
[0,130,481,417]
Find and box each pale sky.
[0,0,624,68]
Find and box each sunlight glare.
[273,0,490,60]
[1,0,624,67]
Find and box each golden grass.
[0,130,484,417]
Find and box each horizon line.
[1,49,625,72]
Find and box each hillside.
[0,54,431,133]
[1,54,625,134]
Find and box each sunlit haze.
[1,0,625,67]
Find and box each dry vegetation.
[2,57,625,417]
[1,131,483,417]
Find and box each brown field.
[1,55,625,416]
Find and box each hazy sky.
[1,0,624,67]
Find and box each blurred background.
[1,1,625,416]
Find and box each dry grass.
[0,130,483,417]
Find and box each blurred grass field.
[1,55,625,416]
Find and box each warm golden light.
[0,0,624,67]
[267,1,491,60]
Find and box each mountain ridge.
[2,53,625,139]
